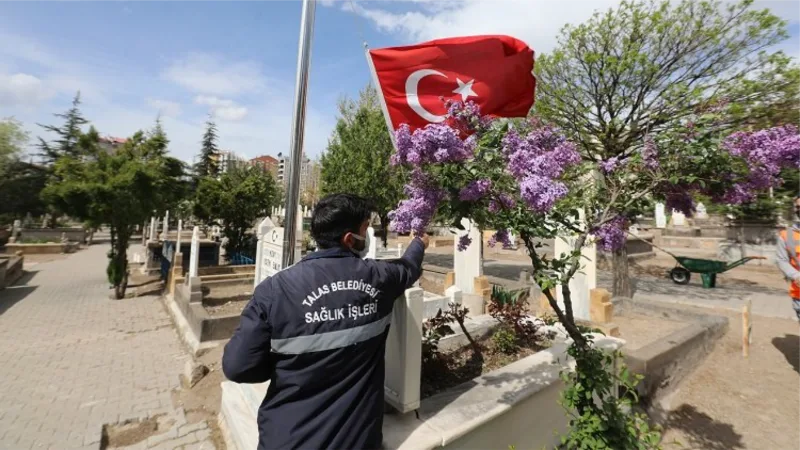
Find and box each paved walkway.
[0,244,213,450]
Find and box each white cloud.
[194,95,248,122]
[348,0,799,55]
[0,73,53,107]
[163,52,267,96]
[146,98,182,118]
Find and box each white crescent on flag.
[404,69,447,123]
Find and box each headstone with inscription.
[253,217,302,288]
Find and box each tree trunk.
[612,246,633,298]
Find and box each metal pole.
[282,0,316,268]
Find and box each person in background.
[222,193,429,450]
[776,195,800,322]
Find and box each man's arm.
[776,234,800,281]
[379,237,427,297]
[222,287,273,383]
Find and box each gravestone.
[187,226,200,292]
[384,287,424,413]
[454,218,482,294]
[655,203,666,228]
[696,202,708,219]
[176,219,183,256]
[161,210,169,239]
[554,212,595,321]
[671,210,686,227]
[253,217,302,288]
[628,225,640,236]
[8,220,20,243]
[365,227,377,259]
[149,217,157,242]
[41,214,50,228]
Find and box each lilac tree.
[389,101,799,447]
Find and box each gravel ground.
[658,309,799,450]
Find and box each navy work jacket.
[222,238,425,450]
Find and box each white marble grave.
[671,210,686,227]
[187,226,200,291]
[454,218,482,294]
[655,203,667,229]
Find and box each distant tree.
[535,0,794,296]
[37,92,89,165]
[321,85,404,246]
[194,166,278,258]
[43,124,184,299]
[0,117,29,178]
[194,116,219,179]
[0,161,48,224]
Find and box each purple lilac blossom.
[445,100,489,132]
[593,215,628,252]
[641,137,659,170]
[665,191,695,216]
[487,229,513,249]
[720,125,800,204]
[459,179,493,201]
[599,156,625,174]
[388,170,446,234]
[519,175,569,213]
[457,235,472,252]
[392,123,475,166]
[488,193,516,213]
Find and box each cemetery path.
[0,244,214,450]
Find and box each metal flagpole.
[282,0,316,268]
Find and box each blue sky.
[1,0,798,164]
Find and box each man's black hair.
[311,194,375,249]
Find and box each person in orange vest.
[776,195,800,322]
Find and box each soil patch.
[421,334,546,399]
[205,299,249,316]
[101,415,168,449]
[657,308,799,449]
[171,345,227,450]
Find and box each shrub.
[487,286,539,341]
[492,325,518,354]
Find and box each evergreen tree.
[43,123,184,298]
[37,92,89,165]
[195,116,219,178]
[320,85,404,247]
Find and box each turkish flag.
[368,35,536,132]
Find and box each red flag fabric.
[368,35,536,132]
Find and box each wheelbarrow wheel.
[670,267,691,285]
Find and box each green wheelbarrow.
[668,255,766,288]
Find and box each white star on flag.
[452,78,477,102]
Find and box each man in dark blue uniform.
[222,193,428,450]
